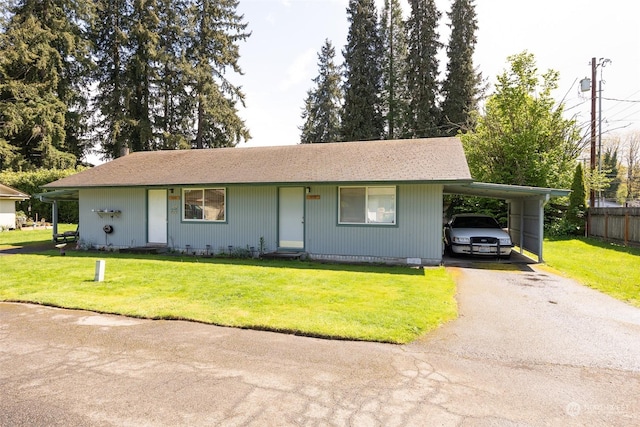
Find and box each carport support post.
[537,196,550,263]
[52,201,58,237]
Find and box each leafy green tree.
[300,39,342,143]
[187,0,250,149]
[461,52,581,189]
[565,162,587,235]
[621,132,640,203]
[0,168,82,222]
[380,0,409,139]
[440,0,482,135]
[405,0,441,138]
[341,0,384,141]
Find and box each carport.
[36,189,79,237]
[444,182,570,263]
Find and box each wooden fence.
[588,208,640,246]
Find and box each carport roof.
[444,182,570,200]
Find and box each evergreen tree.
[0,0,93,169]
[126,0,160,153]
[299,39,342,143]
[602,145,620,202]
[440,0,481,135]
[341,0,384,141]
[91,0,130,159]
[187,0,250,149]
[155,0,192,150]
[566,162,587,235]
[380,0,409,139]
[405,0,441,138]
[0,12,71,170]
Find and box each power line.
[602,97,640,103]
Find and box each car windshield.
[452,216,500,229]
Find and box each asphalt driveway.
[1,264,639,426]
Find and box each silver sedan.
[444,214,513,258]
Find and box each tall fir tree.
[299,39,342,143]
[405,0,441,138]
[187,0,250,149]
[0,0,93,169]
[602,146,620,201]
[566,162,587,235]
[440,0,482,135]
[91,0,130,159]
[156,0,192,150]
[126,0,160,153]
[341,0,384,142]
[380,0,410,140]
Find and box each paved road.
[1,264,639,426]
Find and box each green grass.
[544,237,640,308]
[0,243,457,343]
[0,224,77,248]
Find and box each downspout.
[37,195,59,240]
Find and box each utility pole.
[581,57,612,235]
[590,57,597,210]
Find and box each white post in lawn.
[95,260,106,282]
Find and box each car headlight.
[499,238,511,245]
[452,236,470,244]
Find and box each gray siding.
[79,188,147,248]
[305,184,443,263]
[77,184,444,263]
[168,186,278,254]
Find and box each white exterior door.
[278,187,304,249]
[148,189,167,244]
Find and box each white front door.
[148,189,167,244]
[278,187,304,249]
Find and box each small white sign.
[95,260,106,282]
[406,258,422,265]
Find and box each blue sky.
[234,0,640,149]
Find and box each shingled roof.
[0,183,29,200]
[44,137,472,188]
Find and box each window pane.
[203,189,225,221]
[340,187,366,223]
[184,189,203,220]
[367,187,396,224]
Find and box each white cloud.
[279,48,317,92]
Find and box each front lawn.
[0,224,77,248]
[543,237,640,308]
[0,248,457,344]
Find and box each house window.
[339,186,396,225]
[183,188,226,221]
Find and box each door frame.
[278,187,305,250]
[147,189,168,245]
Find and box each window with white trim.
[339,186,396,225]
[183,188,226,221]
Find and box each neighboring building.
[40,138,568,264]
[0,184,29,229]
